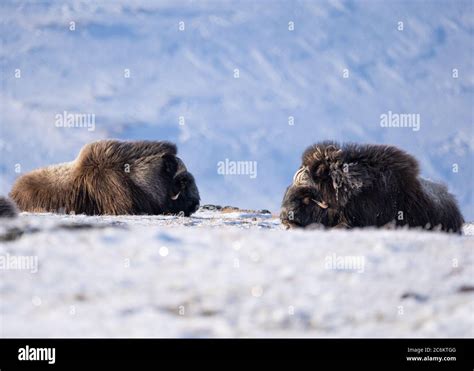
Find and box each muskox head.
[280,184,331,229]
[166,156,200,216]
[136,152,200,217]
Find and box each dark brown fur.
[281,141,464,233]
[10,140,200,216]
[0,197,17,217]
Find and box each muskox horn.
[312,199,328,209]
[171,192,181,200]
[292,166,310,185]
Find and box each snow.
[1,210,473,338]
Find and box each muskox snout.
[280,207,301,229]
[280,207,290,227]
[190,201,200,214]
[176,199,200,217]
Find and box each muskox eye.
[302,197,311,205]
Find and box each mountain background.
[1,0,472,219]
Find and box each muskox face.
[166,157,200,216]
[301,142,369,208]
[280,185,332,229]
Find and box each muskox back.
[72,140,178,214]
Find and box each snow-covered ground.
[1,209,473,338]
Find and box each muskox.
[10,140,200,216]
[0,197,17,218]
[281,141,464,233]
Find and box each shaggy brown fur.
[9,140,200,216]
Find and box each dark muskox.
[10,140,200,216]
[0,196,17,218]
[281,141,464,233]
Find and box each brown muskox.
[9,140,200,216]
[281,141,464,233]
